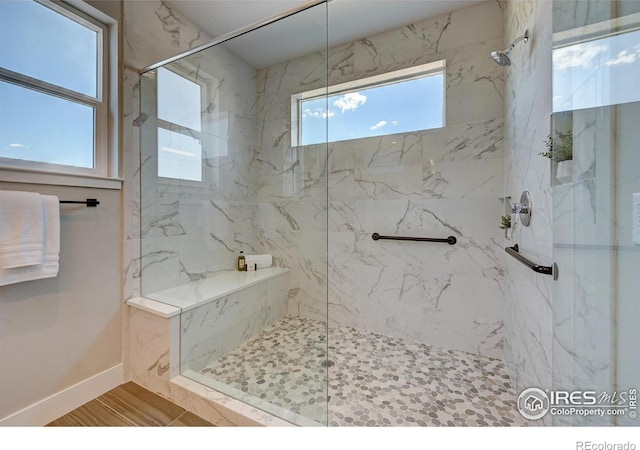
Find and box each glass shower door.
[139,2,330,426]
[552,0,640,426]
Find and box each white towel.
[245,254,273,269]
[0,195,60,286]
[0,190,44,268]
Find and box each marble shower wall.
[139,44,260,295]
[256,1,507,358]
[550,1,640,426]
[121,0,214,382]
[551,106,616,426]
[122,0,213,303]
[180,271,288,373]
[502,0,554,409]
[254,32,330,320]
[124,1,260,297]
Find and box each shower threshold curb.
[167,375,298,427]
[176,372,324,427]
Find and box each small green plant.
[499,214,511,230]
[539,134,553,159]
[539,128,573,162]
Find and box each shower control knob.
[510,191,533,227]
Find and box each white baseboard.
[0,364,124,426]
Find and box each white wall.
[0,1,124,425]
[0,183,122,422]
[0,0,215,423]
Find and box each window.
[0,0,115,183]
[156,67,203,182]
[292,61,446,146]
[553,28,640,112]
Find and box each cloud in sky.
[553,43,608,70]
[302,108,335,119]
[6,143,29,150]
[370,120,387,130]
[604,48,640,66]
[333,92,367,113]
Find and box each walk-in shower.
[138,0,517,425]
[134,0,640,427]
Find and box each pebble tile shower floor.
[199,315,526,426]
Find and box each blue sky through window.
[553,29,640,112]
[0,0,98,97]
[0,80,95,168]
[0,0,99,169]
[301,73,444,145]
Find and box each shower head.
[491,30,529,66]
[491,50,512,66]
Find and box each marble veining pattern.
[138,26,261,296]
[255,1,507,357]
[197,316,526,427]
[179,270,288,373]
[502,1,554,416]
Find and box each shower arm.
[502,31,529,54]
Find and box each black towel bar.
[372,232,457,245]
[59,199,100,207]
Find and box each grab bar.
[505,244,557,280]
[372,232,457,245]
[59,198,100,207]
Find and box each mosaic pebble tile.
[198,316,527,427]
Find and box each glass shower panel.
[140,2,329,426]
[552,0,640,426]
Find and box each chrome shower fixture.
[510,191,533,226]
[491,30,529,66]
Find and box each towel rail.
[505,244,557,280]
[59,199,100,207]
[372,232,457,245]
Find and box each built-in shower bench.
[125,267,294,426]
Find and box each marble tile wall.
[121,0,213,384]
[256,1,507,358]
[128,306,292,426]
[550,1,640,425]
[255,46,330,321]
[502,0,554,417]
[551,107,615,427]
[613,102,640,427]
[138,45,260,295]
[122,0,213,304]
[180,272,288,372]
[123,1,262,298]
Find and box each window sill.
[0,166,123,190]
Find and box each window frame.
[0,0,119,188]
[291,60,447,146]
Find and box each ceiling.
[165,0,485,68]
